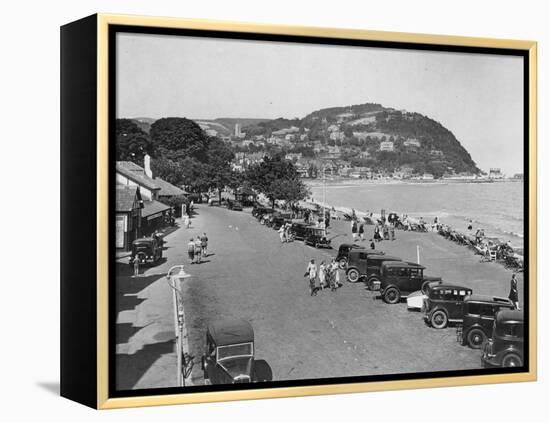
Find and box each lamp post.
[166,265,192,386]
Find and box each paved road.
[115,204,523,389]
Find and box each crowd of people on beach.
[305,258,342,296]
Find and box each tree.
[150,117,210,161]
[245,154,310,208]
[115,119,154,164]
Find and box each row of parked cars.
[251,206,332,248]
[336,243,524,368]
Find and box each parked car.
[289,222,315,241]
[345,251,402,285]
[423,284,473,329]
[406,280,442,310]
[129,237,163,265]
[457,295,515,349]
[378,261,442,304]
[252,206,275,219]
[304,227,332,249]
[481,309,524,368]
[269,212,292,230]
[201,318,273,384]
[335,243,384,269]
[227,199,243,211]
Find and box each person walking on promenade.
[329,259,339,291]
[359,223,365,241]
[305,259,318,296]
[194,237,203,264]
[383,225,390,240]
[187,238,195,264]
[132,256,140,278]
[278,225,286,243]
[200,232,208,257]
[319,261,326,290]
[509,273,520,310]
[351,220,358,241]
[390,224,396,241]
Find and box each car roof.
[496,309,524,324]
[207,318,254,346]
[340,243,365,248]
[465,294,513,304]
[431,284,472,291]
[382,261,425,269]
[133,237,154,243]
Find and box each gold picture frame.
[61,13,537,409]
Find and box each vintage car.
[251,206,275,219]
[227,199,243,211]
[423,284,473,329]
[202,318,272,384]
[378,261,442,304]
[457,295,515,349]
[288,222,315,241]
[304,227,332,249]
[406,280,442,310]
[335,243,384,269]
[345,251,402,285]
[269,212,293,230]
[482,309,524,368]
[129,237,163,265]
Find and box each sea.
[309,180,524,248]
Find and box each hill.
[241,102,480,176]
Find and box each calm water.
[310,181,524,247]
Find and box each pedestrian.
[370,239,375,250]
[390,225,395,241]
[352,220,358,241]
[334,261,341,288]
[508,273,520,310]
[319,261,326,290]
[132,256,140,277]
[305,259,318,296]
[359,223,365,241]
[383,225,390,240]
[187,238,195,264]
[200,232,208,256]
[194,237,203,264]
[329,259,339,291]
[279,225,286,243]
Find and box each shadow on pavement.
[115,340,174,390]
[116,322,146,345]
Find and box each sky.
[116,33,524,175]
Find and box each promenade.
[114,204,523,389]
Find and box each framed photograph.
[60,14,537,409]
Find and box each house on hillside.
[379,141,395,152]
[404,138,421,148]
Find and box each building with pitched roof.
[115,185,142,250]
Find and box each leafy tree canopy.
[115,119,154,164]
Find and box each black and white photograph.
[113,29,528,393]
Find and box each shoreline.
[298,196,524,265]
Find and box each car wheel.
[502,353,522,368]
[338,258,347,269]
[384,287,400,304]
[430,310,448,329]
[466,328,486,349]
[347,268,360,283]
